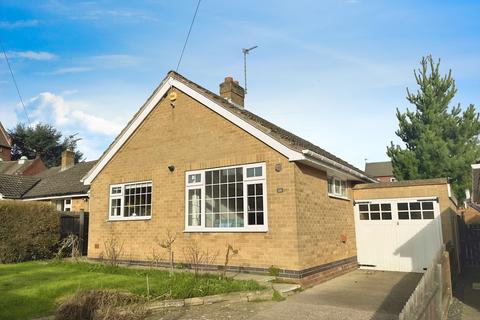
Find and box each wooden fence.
[60,211,89,256]
[459,223,480,267]
[399,245,452,320]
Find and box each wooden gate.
[458,217,480,267]
[60,211,89,256]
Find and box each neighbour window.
[390,177,397,182]
[185,163,267,232]
[327,176,347,198]
[109,181,152,220]
[64,198,72,212]
[397,201,434,220]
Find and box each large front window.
[185,163,267,232]
[109,181,152,220]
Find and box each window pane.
[410,211,421,219]
[248,212,256,225]
[370,204,380,211]
[220,169,228,183]
[256,212,264,225]
[236,183,243,196]
[248,197,255,211]
[422,202,434,210]
[328,178,334,194]
[228,183,236,197]
[360,212,369,220]
[256,197,263,211]
[423,211,434,219]
[236,168,243,181]
[254,167,262,177]
[382,212,392,220]
[247,184,255,196]
[188,188,201,226]
[381,204,391,211]
[206,171,212,184]
[246,167,255,178]
[398,211,409,220]
[371,212,380,220]
[188,173,201,184]
[398,203,408,211]
[228,169,235,182]
[359,204,368,212]
[410,202,421,210]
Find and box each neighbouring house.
[0,156,47,176]
[364,161,396,182]
[0,174,39,200]
[22,151,96,212]
[463,162,480,224]
[0,121,12,161]
[82,71,460,283]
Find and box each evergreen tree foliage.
[8,123,83,168]
[387,56,480,202]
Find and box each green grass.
[0,260,264,320]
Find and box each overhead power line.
[175,0,202,72]
[0,41,31,125]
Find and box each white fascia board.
[83,77,304,185]
[22,194,88,201]
[471,163,480,169]
[302,149,377,183]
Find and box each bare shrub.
[157,230,176,274]
[149,248,164,268]
[103,235,124,267]
[56,234,80,260]
[220,244,239,279]
[183,240,218,276]
[55,290,148,320]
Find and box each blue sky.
[1,1,479,169]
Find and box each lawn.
[0,260,264,320]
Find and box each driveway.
[252,269,422,320]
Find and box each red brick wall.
[0,146,11,161]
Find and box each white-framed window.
[390,177,397,182]
[64,198,72,211]
[109,181,152,220]
[185,163,267,232]
[327,176,348,198]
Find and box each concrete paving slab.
[251,269,422,320]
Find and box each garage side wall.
[294,163,358,283]
[353,182,460,274]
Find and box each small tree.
[387,56,480,201]
[183,240,218,276]
[158,230,176,275]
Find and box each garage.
[353,197,443,272]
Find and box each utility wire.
[1,41,31,125]
[175,0,202,72]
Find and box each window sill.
[184,228,268,233]
[328,193,350,201]
[108,216,152,222]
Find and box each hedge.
[0,200,60,263]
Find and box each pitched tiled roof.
[0,122,11,148]
[365,161,394,177]
[86,71,369,181]
[23,161,97,199]
[0,174,39,199]
[0,159,36,175]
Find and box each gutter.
[301,149,377,183]
[22,193,89,201]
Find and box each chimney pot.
[219,76,245,108]
[61,150,75,171]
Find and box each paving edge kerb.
[147,289,275,310]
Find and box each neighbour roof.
[365,161,393,177]
[84,71,371,184]
[34,166,61,179]
[0,159,36,175]
[23,161,97,199]
[0,174,39,199]
[0,122,11,148]
[353,178,448,190]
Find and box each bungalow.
[82,72,459,284]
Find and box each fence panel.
[59,211,89,256]
[399,245,452,320]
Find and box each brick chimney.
[219,77,245,108]
[61,150,75,171]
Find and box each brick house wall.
[88,89,304,271]
[0,146,11,161]
[376,175,395,182]
[352,180,461,275]
[21,158,47,176]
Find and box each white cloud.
[90,54,140,68]
[7,51,57,61]
[0,20,40,29]
[43,67,92,75]
[26,92,123,136]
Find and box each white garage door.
[354,197,443,273]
